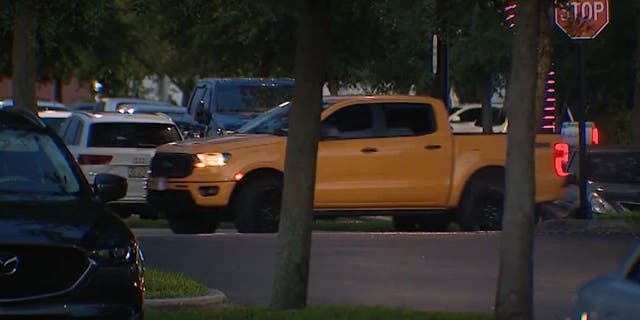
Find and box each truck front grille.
[150,153,194,178]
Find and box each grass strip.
[145,268,209,299]
[596,211,640,221]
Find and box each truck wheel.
[457,174,504,231]
[168,212,218,234]
[233,175,282,233]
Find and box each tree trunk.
[494,0,540,319]
[480,78,493,133]
[633,2,640,145]
[53,77,63,103]
[534,1,553,131]
[270,0,329,309]
[12,1,37,112]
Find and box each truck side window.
[323,104,374,139]
[382,103,436,137]
[188,86,208,117]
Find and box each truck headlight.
[194,152,230,167]
[588,192,614,214]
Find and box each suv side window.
[63,117,83,146]
[381,103,436,137]
[323,104,374,139]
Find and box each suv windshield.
[88,123,181,148]
[587,152,640,183]
[0,126,82,200]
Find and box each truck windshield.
[216,84,292,114]
[236,101,331,135]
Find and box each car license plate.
[148,177,167,191]
[128,166,148,178]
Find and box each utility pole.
[432,0,450,109]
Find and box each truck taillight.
[591,126,599,145]
[553,142,569,177]
[78,154,113,165]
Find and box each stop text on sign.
[558,1,606,21]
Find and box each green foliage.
[448,0,512,103]
[327,0,436,94]
[597,211,640,221]
[146,306,493,320]
[133,0,297,97]
[553,0,637,111]
[145,268,209,299]
[0,1,145,96]
[587,106,633,145]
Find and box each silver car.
[571,244,640,320]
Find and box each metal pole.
[577,42,589,219]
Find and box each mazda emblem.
[0,255,18,276]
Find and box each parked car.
[543,146,640,219]
[37,109,72,133]
[58,111,183,218]
[185,77,293,134]
[0,99,68,111]
[571,244,640,320]
[116,103,219,138]
[448,104,507,133]
[148,95,567,234]
[71,97,172,112]
[0,108,144,319]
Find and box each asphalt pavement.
[136,229,638,320]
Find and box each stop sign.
[555,0,610,39]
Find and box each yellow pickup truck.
[147,95,568,234]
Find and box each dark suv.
[0,109,144,319]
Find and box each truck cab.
[186,78,294,135]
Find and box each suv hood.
[159,133,284,153]
[0,201,133,250]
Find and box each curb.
[145,289,227,308]
[537,219,640,235]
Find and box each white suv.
[449,104,508,133]
[58,111,183,218]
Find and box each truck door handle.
[360,147,378,153]
[424,145,442,150]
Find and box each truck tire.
[233,175,282,233]
[457,173,505,231]
[168,212,218,234]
